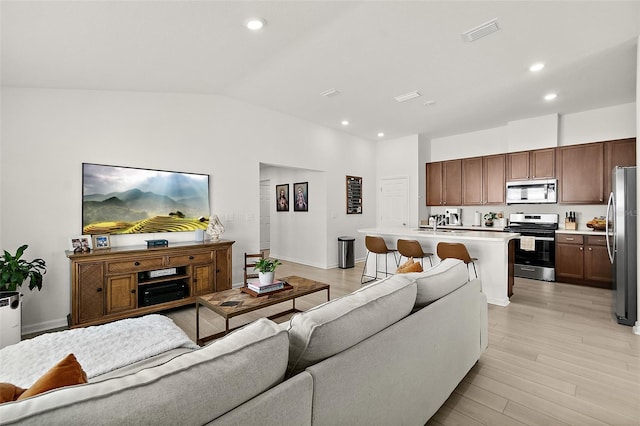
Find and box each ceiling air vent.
[320,88,340,98]
[461,18,500,42]
[394,91,421,103]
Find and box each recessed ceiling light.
[529,62,545,72]
[246,18,266,30]
[544,93,557,101]
[377,132,385,138]
[341,120,349,126]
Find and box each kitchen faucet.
[433,215,447,231]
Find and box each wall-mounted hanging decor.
[276,184,289,211]
[293,182,308,212]
[346,175,362,214]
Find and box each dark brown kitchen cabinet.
[461,154,505,205]
[507,148,555,181]
[557,142,605,204]
[426,160,461,206]
[555,233,611,288]
[604,138,636,196]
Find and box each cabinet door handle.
[216,269,220,273]
[579,247,583,251]
[96,288,103,293]
[134,261,140,266]
[565,237,574,241]
[189,255,194,260]
[130,289,136,294]
[588,247,592,251]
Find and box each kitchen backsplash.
[428,204,607,230]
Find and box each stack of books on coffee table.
[242,280,293,297]
[248,280,285,294]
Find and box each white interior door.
[380,176,409,228]
[260,179,270,250]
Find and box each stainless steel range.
[504,213,559,282]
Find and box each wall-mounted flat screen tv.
[82,163,210,235]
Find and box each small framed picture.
[293,182,309,212]
[70,235,93,253]
[276,184,289,212]
[92,234,111,250]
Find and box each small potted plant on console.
[254,258,282,285]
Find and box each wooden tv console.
[66,240,234,327]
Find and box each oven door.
[513,235,555,267]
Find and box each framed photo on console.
[69,235,93,253]
[293,182,308,212]
[92,234,111,250]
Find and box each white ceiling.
[2,1,639,141]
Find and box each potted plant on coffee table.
[0,244,47,348]
[254,258,282,285]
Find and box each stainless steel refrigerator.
[606,166,638,326]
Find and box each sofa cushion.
[405,258,469,308]
[17,354,87,401]
[0,318,289,425]
[286,274,417,376]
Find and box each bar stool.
[397,239,434,268]
[360,235,399,284]
[436,242,478,279]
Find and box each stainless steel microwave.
[506,179,557,204]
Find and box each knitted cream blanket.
[0,314,198,388]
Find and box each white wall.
[0,88,377,333]
[376,135,420,227]
[560,103,637,146]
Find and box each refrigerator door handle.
[605,191,615,263]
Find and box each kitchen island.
[358,227,520,306]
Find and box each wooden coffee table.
[195,275,330,345]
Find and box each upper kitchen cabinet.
[604,138,636,195]
[426,160,462,206]
[507,148,555,181]
[557,142,604,204]
[461,154,505,205]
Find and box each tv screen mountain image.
[82,163,210,234]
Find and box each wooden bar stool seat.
[436,242,478,279]
[397,239,434,268]
[360,236,399,284]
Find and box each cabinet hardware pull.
[96,288,103,292]
[134,261,140,266]
[189,256,194,260]
[588,247,592,251]
[130,289,136,294]
[579,247,583,251]
[566,238,574,241]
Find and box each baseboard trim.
[22,317,69,336]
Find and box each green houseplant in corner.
[0,244,47,293]
[0,244,46,348]
[254,258,282,285]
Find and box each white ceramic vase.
[258,271,274,285]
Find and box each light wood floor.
[166,260,640,426]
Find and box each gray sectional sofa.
[0,258,488,425]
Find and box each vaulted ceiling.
[2,1,639,141]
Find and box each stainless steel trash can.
[338,236,355,269]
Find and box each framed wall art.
[346,175,363,214]
[293,182,308,212]
[276,184,289,211]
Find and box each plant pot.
[0,291,22,349]
[258,272,275,285]
[484,220,494,227]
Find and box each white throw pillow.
[286,274,417,376]
[405,258,470,308]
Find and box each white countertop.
[556,229,606,236]
[358,227,520,242]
